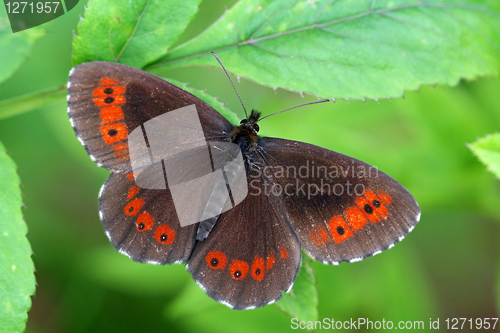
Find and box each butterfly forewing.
[256,138,420,264]
[67,61,232,171]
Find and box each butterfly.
[67,58,420,310]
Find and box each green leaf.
[276,254,318,323]
[0,85,67,121]
[150,0,500,100]
[468,133,500,179]
[72,0,203,68]
[0,11,45,85]
[167,78,240,124]
[0,141,35,333]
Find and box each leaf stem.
[0,85,67,121]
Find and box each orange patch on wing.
[127,172,134,181]
[124,198,145,216]
[100,77,118,86]
[365,189,389,219]
[280,245,289,259]
[136,211,154,232]
[318,225,332,243]
[93,94,126,107]
[99,122,128,145]
[154,224,176,245]
[205,251,227,270]
[327,215,354,243]
[345,206,368,232]
[378,192,392,205]
[93,85,126,97]
[250,257,265,281]
[355,196,381,222]
[127,185,140,200]
[309,226,332,247]
[113,142,129,160]
[229,260,249,280]
[266,253,275,270]
[99,106,124,124]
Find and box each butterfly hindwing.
[187,162,302,309]
[256,138,420,264]
[67,61,232,171]
[99,171,198,264]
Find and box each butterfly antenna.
[257,99,330,123]
[211,52,248,119]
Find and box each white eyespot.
[67,81,71,89]
[349,257,363,263]
[105,230,112,241]
[243,305,256,310]
[66,94,70,102]
[387,243,395,249]
[98,210,104,220]
[266,299,276,306]
[173,260,182,264]
[286,282,294,293]
[372,250,382,256]
[408,225,415,233]
[89,154,97,162]
[398,235,405,242]
[416,212,421,222]
[146,260,160,265]
[69,67,75,76]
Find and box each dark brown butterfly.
[67,60,420,310]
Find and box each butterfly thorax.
[231,110,261,155]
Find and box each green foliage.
[0,12,44,85]
[152,0,500,100]
[277,255,318,323]
[469,133,500,179]
[0,0,500,331]
[0,141,35,333]
[72,0,203,68]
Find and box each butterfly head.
[239,110,261,133]
[231,110,261,154]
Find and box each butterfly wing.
[186,162,302,309]
[99,171,199,264]
[256,137,420,264]
[67,61,232,171]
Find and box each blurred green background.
[1,0,499,332]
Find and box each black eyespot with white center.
[103,87,114,94]
[210,258,218,267]
[372,200,381,208]
[234,270,242,278]
[160,234,167,243]
[138,223,145,231]
[104,96,115,104]
[364,204,373,214]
